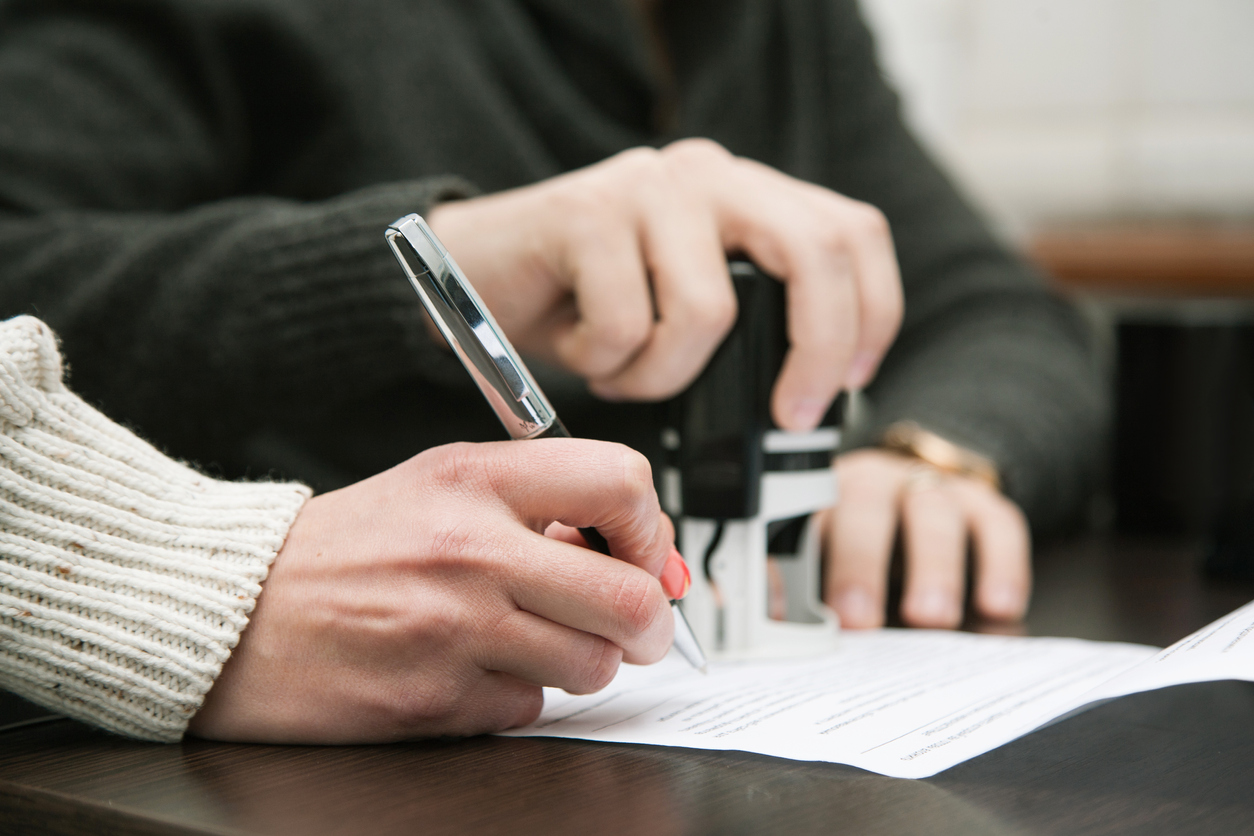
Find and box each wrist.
[0,317,311,740]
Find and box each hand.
[188,439,690,744]
[427,139,903,431]
[821,449,1031,629]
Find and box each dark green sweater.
[0,0,1105,533]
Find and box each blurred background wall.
[859,0,1254,239]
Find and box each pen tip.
[699,665,709,675]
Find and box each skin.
[190,439,685,743]
[428,140,904,430]
[824,451,1031,629]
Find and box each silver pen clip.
[385,214,557,439]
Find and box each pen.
[386,213,709,674]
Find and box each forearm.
[0,178,474,462]
[0,316,310,740]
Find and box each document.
[502,599,1254,779]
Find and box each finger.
[544,521,587,548]
[656,511,676,558]
[545,522,690,600]
[899,481,968,628]
[771,240,859,430]
[464,439,672,576]
[430,671,545,737]
[824,453,909,628]
[590,184,737,401]
[551,217,655,381]
[479,608,625,695]
[505,533,674,664]
[951,481,1032,621]
[689,156,859,430]
[833,199,903,389]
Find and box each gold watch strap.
[880,421,1001,491]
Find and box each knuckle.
[605,147,667,189]
[571,638,623,694]
[612,571,666,637]
[852,203,891,239]
[686,287,738,335]
[616,145,663,170]
[593,310,652,357]
[663,137,732,166]
[616,447,656,506]
[810,222,851,258]
[424,442,483,491]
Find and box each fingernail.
[791,398,827,431]
[834,587,878,628]
[660,547,691,600]
[845,351,877,389]
[911,589,960,626]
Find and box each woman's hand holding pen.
[188,439,689,744]
[427,138,903,433]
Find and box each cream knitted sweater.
[0,317,309,741]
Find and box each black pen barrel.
[532,419,572,440]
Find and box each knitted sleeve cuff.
[0,316,310,741]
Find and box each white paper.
[502,599,1254,779]
[1086,598,1254,702]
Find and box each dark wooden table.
[4,536,1254,836]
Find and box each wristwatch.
[880,421,1001,491]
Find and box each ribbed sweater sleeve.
[0,316,310,741]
